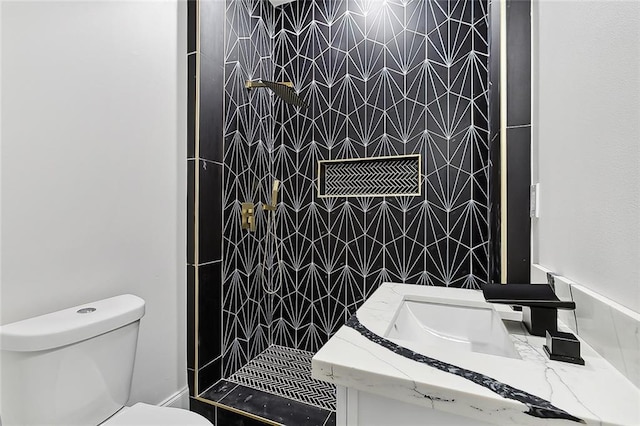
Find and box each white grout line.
[199,259,223,267]
[199,158,224,166]
[506,123,532,129]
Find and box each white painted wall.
[0,0,188,406]
[532,0,640,313]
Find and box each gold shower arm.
[245,80,294,89]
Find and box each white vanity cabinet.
[335,385,492,426]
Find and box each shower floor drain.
[226,345,336,411]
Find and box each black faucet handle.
[481,283,576,310]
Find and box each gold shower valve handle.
[241,202,256,232]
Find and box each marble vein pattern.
[312,283,640,426]
[345,315,584,423]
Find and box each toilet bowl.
[103,403,211,426]
[0,295,212,426]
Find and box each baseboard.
[159,386,190,409]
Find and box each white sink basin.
[384,297,521,359]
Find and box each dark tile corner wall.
[187,0,225,401]
[505,0,531,283]
[488,0,501,283]
[487,0,532,284]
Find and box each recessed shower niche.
[318,154,421,198]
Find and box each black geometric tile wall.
[222,0,490,377]
[223,0,277,378]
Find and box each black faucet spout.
[481,283,576,337]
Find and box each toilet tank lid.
[0,295,145,352]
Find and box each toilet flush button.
[77,307,96,314]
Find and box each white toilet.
[0,295,212,426]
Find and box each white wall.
[0,0,187,406]
[532,0,640,313]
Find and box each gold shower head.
[245,80,293,89]
[245,80,308,109]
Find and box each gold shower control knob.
[241,202,256,232]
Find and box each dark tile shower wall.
[222,0,490,376]
[486,0,532,284]
[487,0,501,283]
[504,0,531,283]
[188,0,226,398]
[223,0,277,377]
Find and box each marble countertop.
[312,283,640,425]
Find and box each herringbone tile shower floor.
[227,345,336,411]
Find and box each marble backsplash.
[531,264,640,389]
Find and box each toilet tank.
[0,295,145,426]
